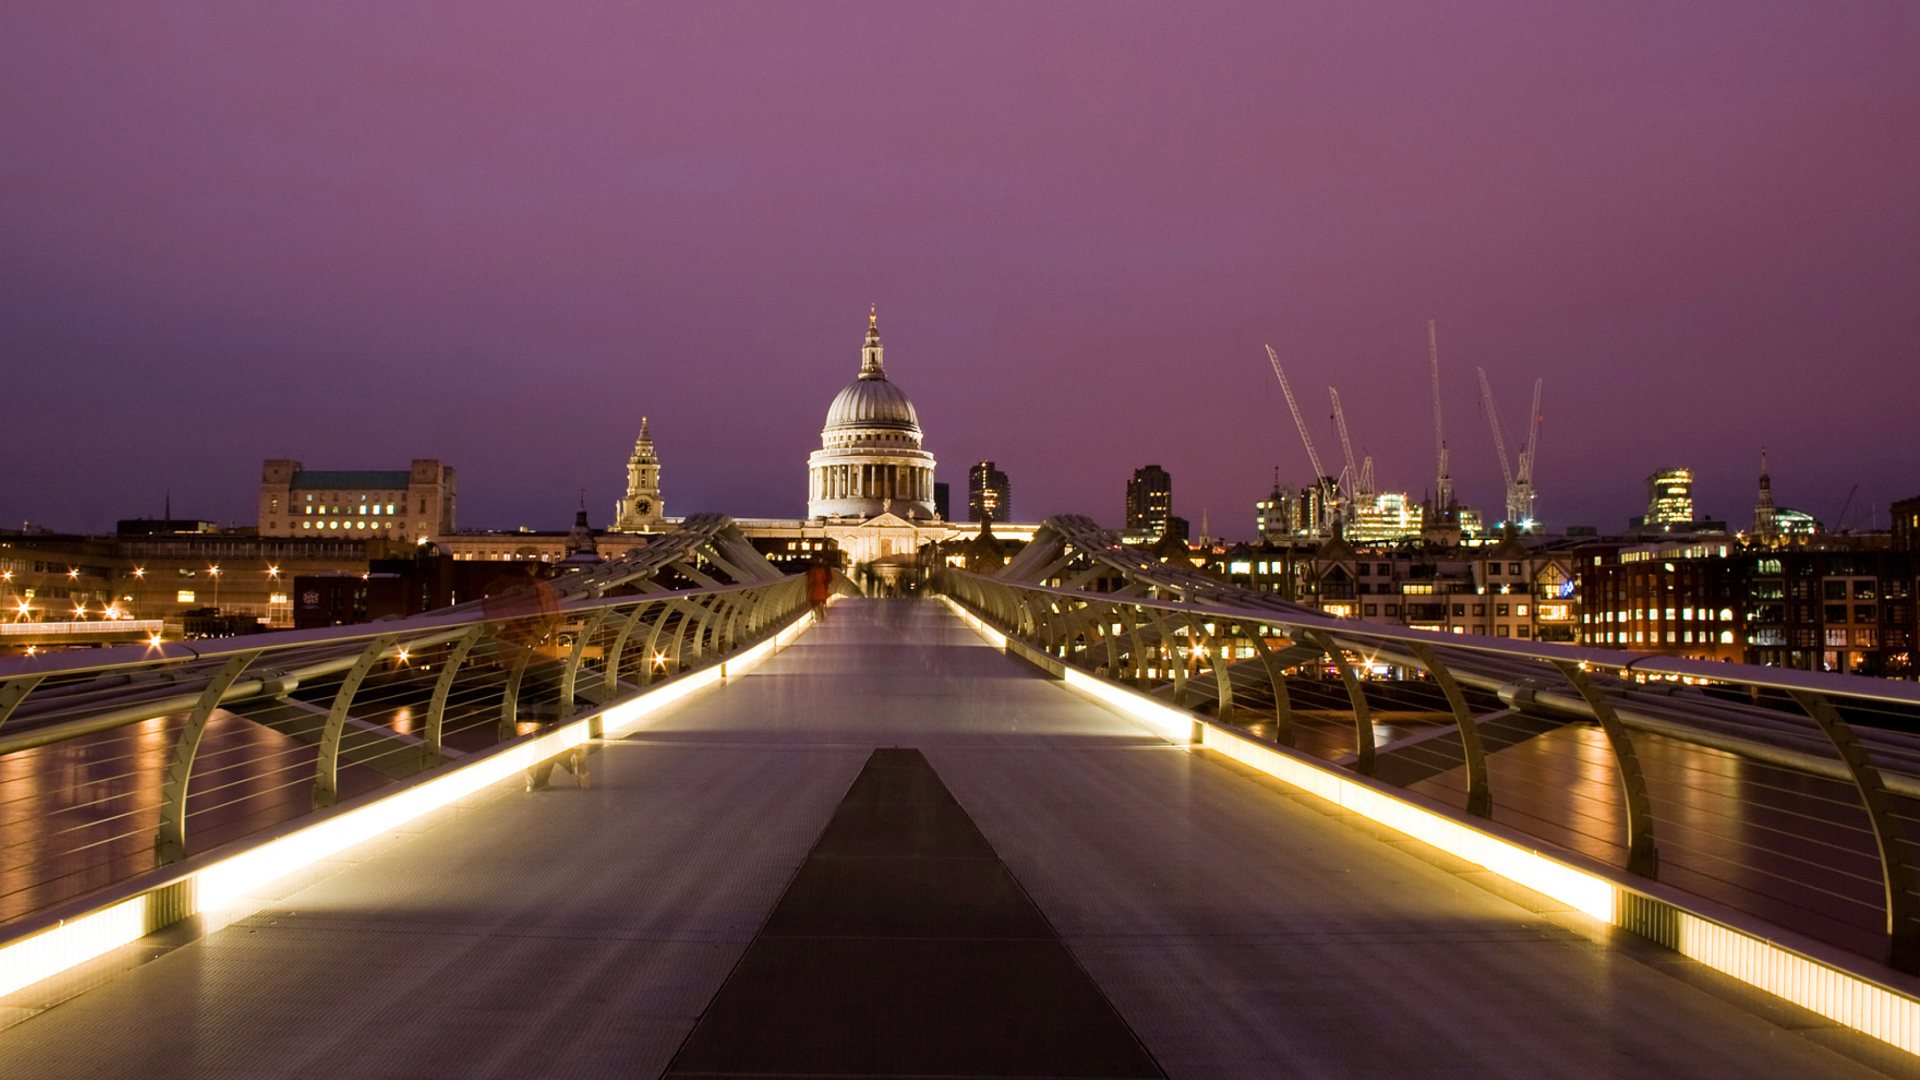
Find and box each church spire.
[859,305,885,379]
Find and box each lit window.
[1516,605,1529,617]
[1720,630,1733,643]
[177,590,195,603]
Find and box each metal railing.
[940,522,1920,975]
[0,559,810,927]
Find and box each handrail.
[937,564,1920,975]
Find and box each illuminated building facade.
[806,310,939,523]
[968,461,1009,523]
[259,459,456,542]
[1126,465,1172,537]
[612,417,665,530]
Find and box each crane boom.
[1429,320,1451,509]
[1328,387,1360,503]
[1266,345,1327,482]
[1519,378,1542,485]
[1477,366,1515,496]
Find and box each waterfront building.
[259,459,456,542]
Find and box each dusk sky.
[3,3,1915,538]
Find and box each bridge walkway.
[0,599,1906,1078]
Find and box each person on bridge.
[806,558,833,622]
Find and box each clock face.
[637,500,651,514]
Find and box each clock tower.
[613,416,665,530]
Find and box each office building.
[968,461,1010,522]
[1126,465,1172,537]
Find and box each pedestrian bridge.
[3,516,1920,1079]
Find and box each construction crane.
[1328,386,1371,509]
[1265,344,1338,530]
[1477,367,1542,530]
[1516,377,1542,527]
[1429,320,1452,512]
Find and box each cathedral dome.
[806,308,938,523]
[824,376,920,435]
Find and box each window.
[1824,580,1848,600]
[1452,604,1465,617]
[1517,626,1531,639]
[1825,605,1849,623]
[1377,563,1390,575]
[1720,630,1734,643]
[1384,604,1398,616]
[1495,604,1510,617]
[1509,563,1522,575]
[177,590,195,603]
[1855,581,1878,600]
[1472,604,1485,616]
[1497,626,1510,637]
[1363,604,1377,616]
[1856,605,1878,623]
[1854,628,1877,648]
[1357,563,1370,576]
[1516,604,1530,617]
[1825,628,1849,647]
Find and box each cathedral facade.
[806,310,938,522]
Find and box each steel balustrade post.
[1789,689,1920,972]
[1553,661,1658,878]
[497,631,541,744]
[314,634,400,810]
[155,651,262,864]
[639,602,674,684]
[1145,610,1187,706]
[425,626,484,767]
[1240,623,1295,747]
[1409,642,1491,818]
[561,608,613,720]
[1122,608,1149,689]
[665,600,691,672]
[0,674,46,730]
[1102,603,1121,677]
[1190,616,1235,723]
[601,603,649,696]
[1304,629,1375,776]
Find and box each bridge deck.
[0,599,1907,1078]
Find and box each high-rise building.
[259,459,455,542]
[1629,468,1696,533]
[968,461,1009,523]
[934,482,950,521]
[1126,465,1172,536]
[613,417,665,530]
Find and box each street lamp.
[209,566,222,610]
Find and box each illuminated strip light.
[0,609,815,1001]
[940,594,1920,1057]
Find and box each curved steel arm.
[1554,661,1657,878]
[1304,629,1375,776]
[315,634,400,809]
[156,651,263,864]
[1409,642,1491,818]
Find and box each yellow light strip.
[0,610,813,1001]
[941,595,1920,1056]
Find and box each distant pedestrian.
[806,559,833,622]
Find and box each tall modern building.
[613,417,665,531]
[968,461,1010,522]
[259,459,455,541]
[1126,465,1172,536]
[1636,468,1694,529]
[806,308,938,521]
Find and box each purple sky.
[3,3,1916,538]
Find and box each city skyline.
[3,4,1915,536]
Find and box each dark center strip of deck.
[662,746,1165,1080]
